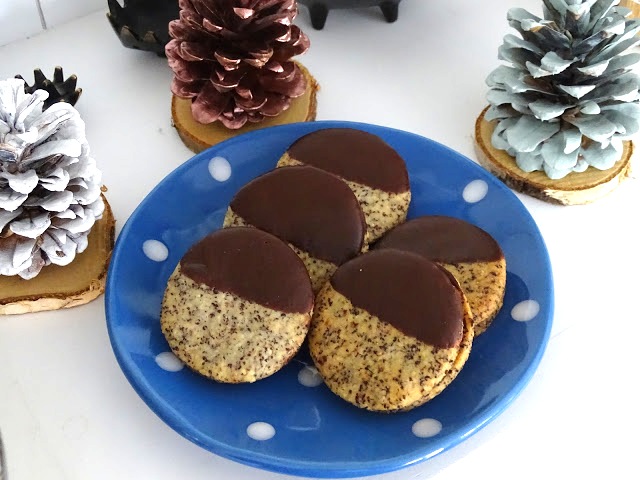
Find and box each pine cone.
[166,0,310,129]
[485,1,640,179]
[0,78,104,280]
[16,67,82,110]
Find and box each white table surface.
[0,1,638,479]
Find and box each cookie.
[308,249,474,412]
[223,165,366,292]
[160,227,314,383]
[373,215,506,335]
[276,128,411,243]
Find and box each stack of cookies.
[160,127,507,413]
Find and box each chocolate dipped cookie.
[160,227,314,383]
[223,165,366,292]
[374,215,506,335]
[276,128,411,244]
[308,249,474,412]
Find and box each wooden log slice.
[0,194,116,315]
[474,106,633,205]
[171,63,319,154]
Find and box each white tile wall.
[39,0,105,29]
[0,0,105,47]
[0,0,43,47]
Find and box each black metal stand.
[299,0,402,30]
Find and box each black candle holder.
[106,0,179,55]
[15,67,82,109]
[298,0,402,29]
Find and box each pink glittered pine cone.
[166,0,310,129]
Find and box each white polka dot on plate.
[208,156,232,182]
[155,352,184,372]
[462,179,488,203]
[142,240,169,262]
[298,366,323,387]
[247,422,275,441]
[511,300,540,322]
[412,418,442,438]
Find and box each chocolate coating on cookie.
[180,227,313,314]
[330,250,464,348]
[374,215,504,263]
[229,165,365,264]
[286,128,409,193]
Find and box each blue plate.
[105,121,553,478]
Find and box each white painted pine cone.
[0,78,103,279]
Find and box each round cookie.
[223,165,366,292]
[308,249,474,412]
[160,227,314,383]
[373,215,506,335]
[276,128,411,244]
